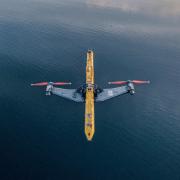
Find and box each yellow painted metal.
[85,50,95,141]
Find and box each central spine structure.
[85,50,95,141]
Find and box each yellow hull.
[85,50,95,141]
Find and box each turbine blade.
[108,81,127,85]
[31,82,48,86]
[132,80,150,84]
[53,82,72,85]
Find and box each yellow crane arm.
[85,50,95,141]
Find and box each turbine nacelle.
[46,83,53,96]
[127,81,135,95]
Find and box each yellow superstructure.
[85,50,95,141]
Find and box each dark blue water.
[1,0,180,179]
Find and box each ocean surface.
[0,0,180,179]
